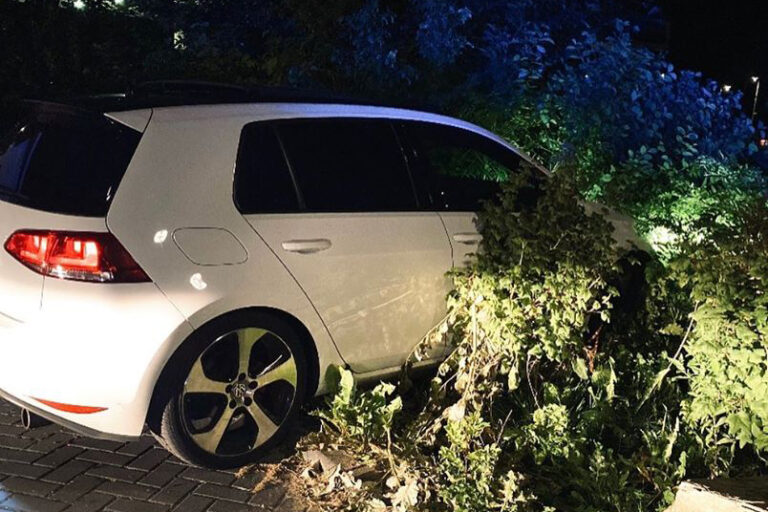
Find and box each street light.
[73,0,85,9]
[723,84,732,92]
[752,76,761,122]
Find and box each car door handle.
[452,233,483,245]
[281,239,332,254]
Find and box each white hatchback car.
[0,84,640,468]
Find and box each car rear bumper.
[0,279,193,439]
[0,387,139,442]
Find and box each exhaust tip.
[20,408,51,430]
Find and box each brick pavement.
[0,399,307,512]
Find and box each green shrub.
[317,365,403,447]
[669,200,768,472]
[310,172,710,512]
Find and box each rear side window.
[403,122,524,211]
[277,119,417,212]
[0,106,141,217]
[234,123,299,214]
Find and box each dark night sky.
[660,1,768,93]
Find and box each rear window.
[0,105,141,216]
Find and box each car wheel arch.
[145,306,321,430]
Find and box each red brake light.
[4,231,150,283]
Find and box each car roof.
[141,102,549,176]
[18,81,549,175]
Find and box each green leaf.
[573,357,589,380]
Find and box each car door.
[399,121,528,267]
[236,118,453,373]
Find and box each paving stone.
[36,447,86,468]
[192,483,250,503]
[61,492,113,512]
[179,468,234,486]
[95,482,155,501]
[20,425,64,440]
[27,434,77,453]
[70,439,125,453]
[77,451,134,467]
[43,460,94,485]
[161,457,186,467]
[86,466,144,484]
[0,417,18,428]
[147,480,197,506]
[231,469,266,490]
[126,450,167,472]
[103,498,169,512]
[0,415,16,428]
[1,476,61,498]
[0,447,42,464]
[0,494,68,512]
[248,485,285,509]
[49,476,103,504]
[0,438,34,451]
[168,495,211,512]
[0,462,50,480]
[0,426,26,438]
[0,397,304,512]
[207,499,256,512]
[116,438,155,458]
[137,464,184,489]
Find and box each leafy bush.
[318,365,403,447]
[307,173,709,512]
[668,200,768,471]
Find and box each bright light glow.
[173,30,186,50]
[4,231,149,283]
[114,0,124,4]
[73,0,86,9]
[752,76,760,83]
[153,230,169,244]
[190,273,207,291]
[646,226,678,253]
[723,84,732,92]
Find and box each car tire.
[150,310,309,469]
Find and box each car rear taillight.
[4,230,150,283]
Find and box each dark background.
[660,1,768,111]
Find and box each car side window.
[234,123,299,214]
[276,119,418,212]
[402,121,524,211]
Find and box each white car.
[0,84,641,468]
